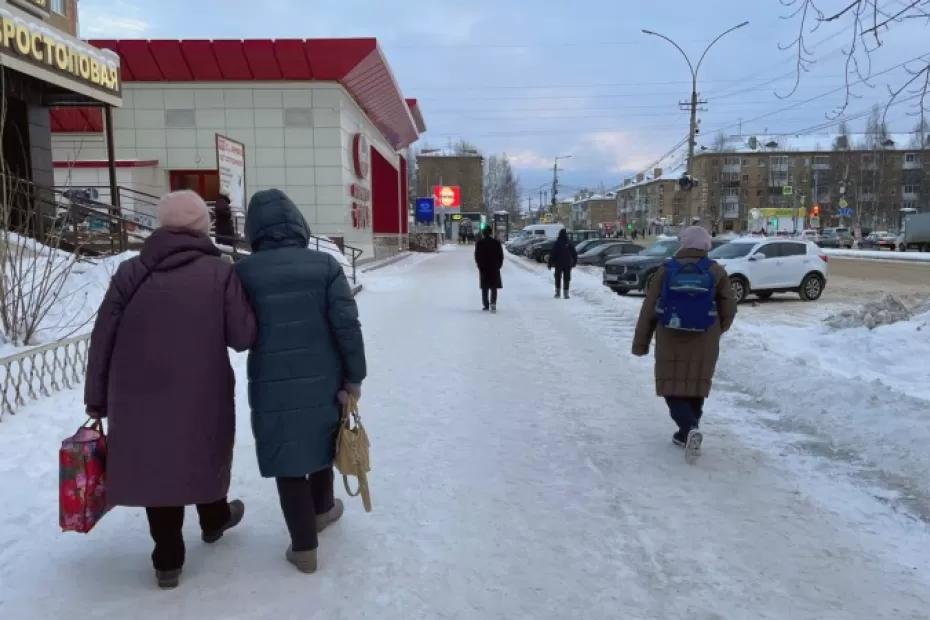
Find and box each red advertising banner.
[432,185,461,208]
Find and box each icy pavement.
[1,246,930,619]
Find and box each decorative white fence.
[0,335,91,419]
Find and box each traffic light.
[678,174,699,191]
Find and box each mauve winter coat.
[632,248,737,398]
[234,189,366,478]
[84,229,256,507]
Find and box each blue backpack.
[656,257,718,332]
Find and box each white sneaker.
[684,429,703,464]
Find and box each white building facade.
[51,39,426,259]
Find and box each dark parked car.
[574,237,613,255]
[529,238,556,262]
[507,235,543,255]
[818,227,854,249]
[603,238,728,295]
[568,230,600,245]
[577,242,643,267]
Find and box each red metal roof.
[406,98,427,133]
[84,38,421,149]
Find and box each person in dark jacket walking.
[631,226,737,461]
[547,229,577,299]
[234,189,367,575]
[84,190,257,589]
[213,188,237,248]
[474,226,504,312]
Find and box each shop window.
[166,109,195,128]
[285,108,313,127]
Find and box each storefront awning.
[89,38,421,149]
[0,3,122,106]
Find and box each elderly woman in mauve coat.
[84,190,256,590]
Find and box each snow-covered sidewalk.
[1,246,929,619]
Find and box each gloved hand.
[337,382,362,405]
[85,406,105,419]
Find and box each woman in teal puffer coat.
[235,189,367,574]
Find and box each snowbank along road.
[1,245,929,619]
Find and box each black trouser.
[554,268,571,291]
[665,397,704,436]
[482,287,498,308]
[145,499,230,571]
[276,468,335,552]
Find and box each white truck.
[899,212,930,252]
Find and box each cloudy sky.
[80,0,929,204]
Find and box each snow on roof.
[417,149,483,158]
[572,193,617,203]
[698,133,929,154]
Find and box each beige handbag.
[334,395,372,512]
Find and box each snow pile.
[824,294,913,329]
[824,248,930,262]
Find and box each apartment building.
[616,167,685,234]
[689,134,930,233]
[570,194,617,229]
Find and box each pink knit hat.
[157,190,210,234]
[679,225,713,252]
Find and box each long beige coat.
[632,249,737,398]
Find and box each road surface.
[1,246,928,619]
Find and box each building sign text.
[0,8,121,95]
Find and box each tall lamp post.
[642,22,749,230]
[551,154,573,218]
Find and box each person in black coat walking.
[213,189,237,248]
[474,226,503,312]
[547,229,577,299]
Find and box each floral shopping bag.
[60,419,110,533]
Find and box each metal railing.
[0,334,90,419]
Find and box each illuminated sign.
[415,197,434,223]
[0,7,121,97]
[431,185,461,208]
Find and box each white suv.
[708,238,829,303]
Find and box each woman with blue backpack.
[632,226,737,463]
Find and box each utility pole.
[551,155,573,216]
[643,21,749,228]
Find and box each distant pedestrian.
[213,188,237,247]
[235,189,367,575]
[84,190,257,589]
[474,225,504,313]
[547,229,577,299]
[632,229,638,240]
[631,225,737,463]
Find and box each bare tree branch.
[778,0,930,121]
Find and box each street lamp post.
[642,21,749,230]
[552,154,573,217]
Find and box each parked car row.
[603,237,829,303]
[505,225,830,304]
[506,225,646,266]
